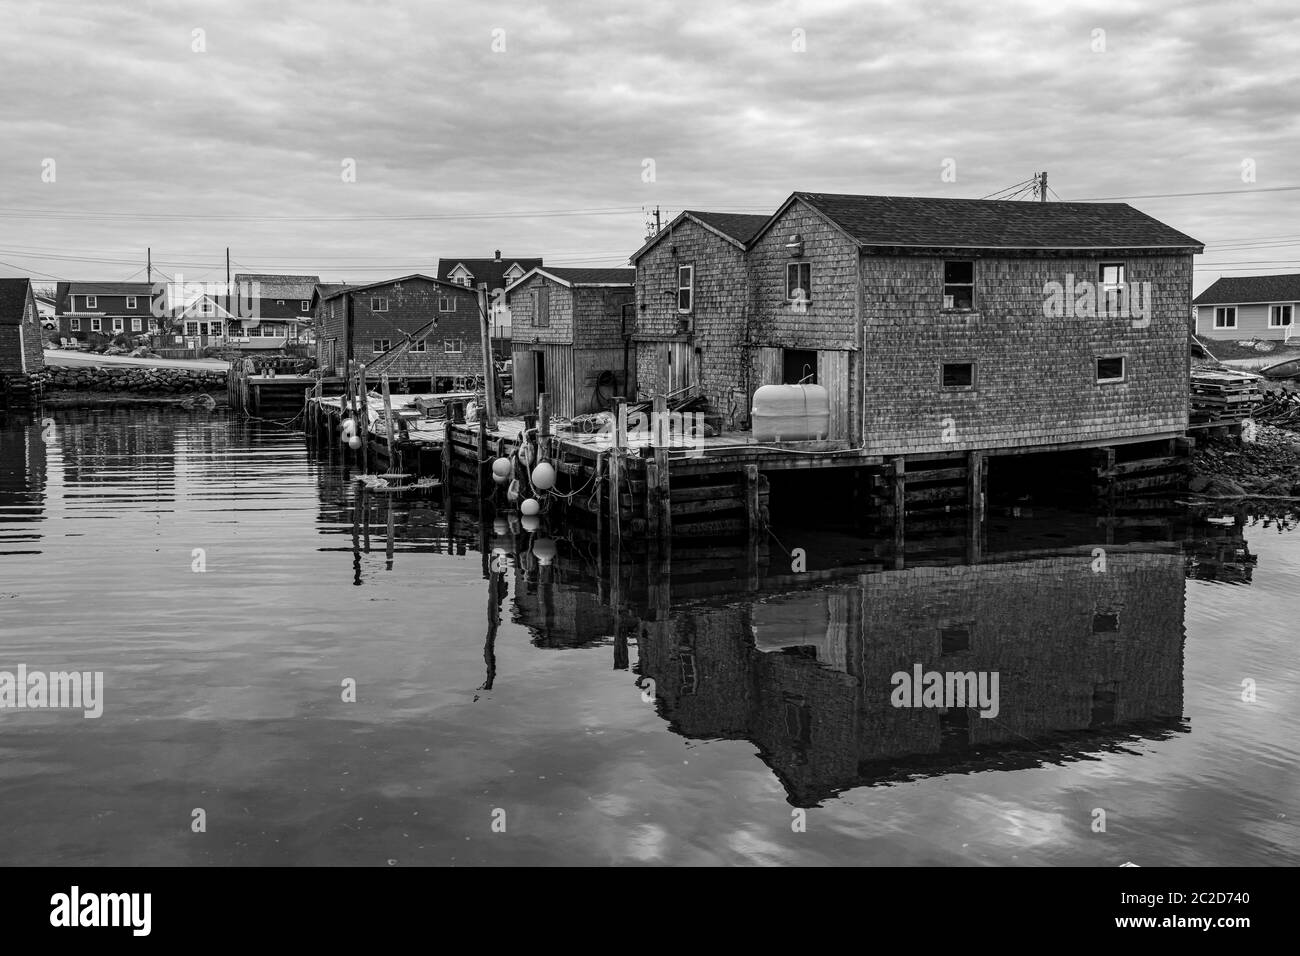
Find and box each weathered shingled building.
[633,194,1201,457]
[631,210,769,430]
[0,278,45,378]
[312,274,482,387]
[506,266,635,418]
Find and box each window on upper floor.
[942,261,975,309]
[439,295,455,313]
[677,265,694,313]
[1269,304,1293,327]
[373,339,390,353]
[126,295,137,309]
[445,339,463,353]
[86,295,97,309]
[1214,306,1237,329]
[1099,262,1126,313]
[372,297,389,312]
[533,285,550,327]
[786,263,811,305]
[411,340,426,352]
[301,300,310,312]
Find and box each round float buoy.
[520,514,540,532]
[491,457,512,479]
[531,461,556,491]
[521,498,540,516]
[492,472,508,485]
[532,538,557,564]
[347,435,362,450]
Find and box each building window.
[941,362,975,389]
[198,302,214,315]
[677,265,694,313]
[445,339,463,353]
[1214,306,1237,329]
[1096,356,1125,383]
[786,262,811,304]
[112,317,124,332]
[126,295,138,309]
[372,297,389,312]
[533,286,550,327]
[438,295,455,313]
[1269,304,1293,328]
[131,317,142,332]
[411,340,425,352]
[86,295,97,309]
[301,300,310,312]
[70,318,81,331]
[277,299,285,305]
[942,261,975,309]
[90,318,101,332]
[185,322,199,335]
[147,318,157,331]
[210,321,223,336]
[373,339,391,353]
[1092,610,1120,633]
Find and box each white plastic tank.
[751,384,830,441]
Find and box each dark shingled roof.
[436,257,544,292]
[786,192,1203,250]
[0,278,32,325]
[1193,274,1300,305]
[537,267,634,286]
[684,211,770,246]
[234,273,321,298]
[66,281,156,296]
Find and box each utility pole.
[1039,171,1048,202]
[226,247,231,291]
[147,247,152,285]
[477,283,498,429]
[654,205,661,233]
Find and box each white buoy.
[531,461,556,491]
[532,538,557,564]
[521,498,540,516]
[347,435,362,450]
[492,457,512,479]
[492,472,508,485]
[520,514,540,532]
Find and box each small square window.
[301,300,310,312]
[277,299,285,305]
[943,261,974,309]
[86,295,97,309]
[438,295,455,313]
[445,339,462,353]
[940,623,972,654]
[1214,307,1237,329]
[1269,304,1293,328]
[372,297,389,312]
[126,295,138,309]
[411,340,426,352]
[1096,356,1125,383]
[373,339,390,353]
[941,362,974,388]
[1092,611,1119,633]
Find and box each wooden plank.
[670,483,744,502]
[892,457,906,569]
[671,497,746,517]
[906,484,966,503]
[903,466,967,484]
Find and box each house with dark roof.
[0,278,45,378]
[742,191,1202,454]
[232,273,321,346]
[1192,273,1300,341]
[55,281,161,343]
[311,275,482,388]
[504,267,635,417]
[631,210,770,428]
[436,252,544,347]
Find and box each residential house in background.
[631,210,770,429]
[1192,273,1299,341]
[313,274,482,389]
[55,281,159,343]
[743,192,1202,454]
[437,252,543,351]
[170,292,235,348]
[232,273,321,347]
[506,267,635,417]
[0,278,45,378]
[34,290,58,329]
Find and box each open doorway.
[533,351,547,407]
[782,348,818,384]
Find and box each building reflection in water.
[0,411,47,556]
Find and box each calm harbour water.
[0,407,1296,866]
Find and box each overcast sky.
[2,0,1297,293]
